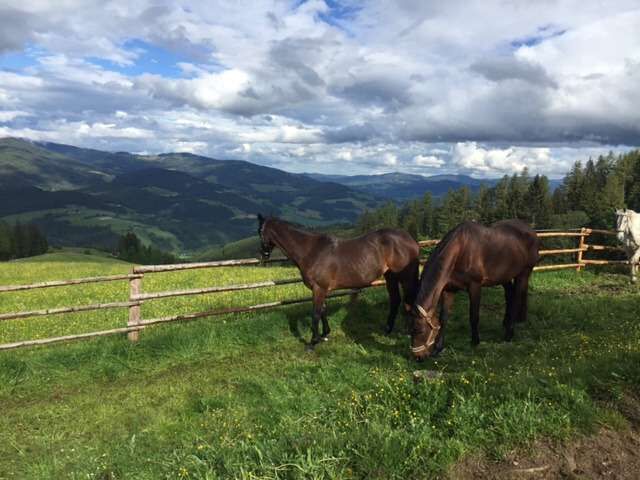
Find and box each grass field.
[1,253,639,479]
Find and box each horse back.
[490,220,540,266]
[310,228,419,289]
[449,221,539,286]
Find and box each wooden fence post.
[128,273,142,342]
[576,228,586,271]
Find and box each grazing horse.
[615,209,640,283]
[409,220,539,361]
[257,214,420,346]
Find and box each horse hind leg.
[384,271,401,335]
[503,269,531,343]
[516,268,533,324]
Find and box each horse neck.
[269,221,321,266]
[625,213,640,246]
[416,238,460,313]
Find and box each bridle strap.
[412,304,441,354]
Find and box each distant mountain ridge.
[0,138,378,253]
[305,171,496,201]
[305,171,562,201]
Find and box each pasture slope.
[0,253,639,479]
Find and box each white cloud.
[413,154,444,167]
[451,142,559,177]
[383,152,397,166]
[0,0,637,177]
[0,110,31,122]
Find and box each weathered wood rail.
[0,228,628,351]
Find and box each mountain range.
[305,172,496,201]
[0,137,561,254]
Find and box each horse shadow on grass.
[340,295,413,356]
[281,292,410,358]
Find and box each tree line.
[115,232,176,264]
[0,221,49,260]
[357,149,640,239]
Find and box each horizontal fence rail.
[0,301,140,322]
[0,228,632,351]
[0,273,143,293]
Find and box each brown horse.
[410,220,539,361]
[258,214,420,347]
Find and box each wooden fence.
[0,228,628,351]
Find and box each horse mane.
[266,216,337,245]
[416,222,471,307]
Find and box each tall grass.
[0,253,639,479]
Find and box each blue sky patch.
[87,39,193,78]
[0,47,40,72]
[293,0,361,35]
[510,26,567,49]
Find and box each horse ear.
[257,213,264,223]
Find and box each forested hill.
[0,138,378,253]
[355,150,640,240]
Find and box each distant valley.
[0,138,376,254]
[0,137,559,255]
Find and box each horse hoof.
[321,335,330,342]
[384,326,394,336]
[305,344,316,352]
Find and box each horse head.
[615,209,631,244]
[409,304,441,361]
[257,213,275,260]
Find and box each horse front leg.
[309,287,327,348]
[630,249,640,283]
[432,290,454,356]
[320,301,330,341]
[468,283,481,346]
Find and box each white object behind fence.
[616,209,640,282]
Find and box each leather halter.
[410,304,441,354]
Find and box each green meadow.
[0,253,639,479]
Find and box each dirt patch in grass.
[451,393,640,479]
[450,427,640,480]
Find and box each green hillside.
[0,138,380,253]
[1,256,639,478]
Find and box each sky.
[0,1,639,179]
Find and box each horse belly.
[330,261,382,289]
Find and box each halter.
[410,304,441,355]
[617,211,631,231]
